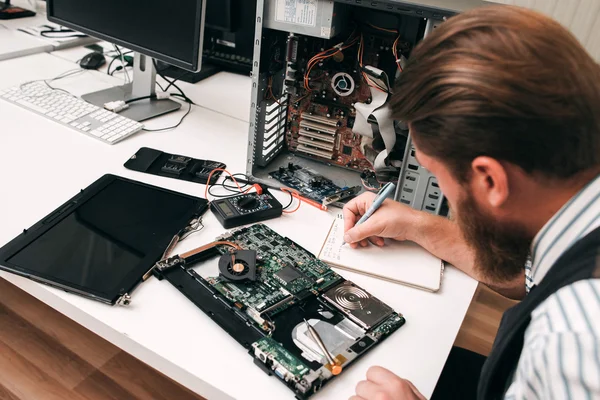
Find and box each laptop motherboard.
[156,224,405,398]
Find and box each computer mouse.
[79,52,106,70]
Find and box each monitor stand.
[0,0,36,19]
[82,53,181,122]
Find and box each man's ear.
[470,156,509,208]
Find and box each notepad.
[318,213,444,292]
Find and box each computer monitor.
[158,0,255,84]
[47,0,206,121]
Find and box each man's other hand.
[349,366,426,400]
[343,192,420,249]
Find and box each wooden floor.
[0,278,204,400]
[0,278,516,400]
[454,284,518,356]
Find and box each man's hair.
[391,5,600,181]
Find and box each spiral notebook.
[318,213,445,292]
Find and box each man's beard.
[453,193,532,283]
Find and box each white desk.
[0,53,478,400]
[0,2,96,61]
[0,22,52,61]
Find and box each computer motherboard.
[283,28,408,171]
[156,224,405,398]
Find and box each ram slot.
[300,112,340,127]
[297,144,334,159]
[298,136,335,151]
[298,130,336,143]
[299,120,338,135]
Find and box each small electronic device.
[0,175,208,305]
[210,190,283,228]
[47,0,206,121]
[154,224,405,398]
[79,51,106,70]
[124,147,226,185]
[0,81,143,144]
[0,0,35,19]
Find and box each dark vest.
[478,226,600,399]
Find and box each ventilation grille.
[254,93,287,167]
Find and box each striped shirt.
[505,174,600,399]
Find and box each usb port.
[425,205,436,211]
[428,194,439,200]
[406,176,416,181]
[408,164,419,171]
[403,187,414,193]
[431,182,439,188]
[401,199,411,204]
[410,150,416,157]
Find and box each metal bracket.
[116,293,132,306]
[154,256,185,273]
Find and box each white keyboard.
[0,81,144,144]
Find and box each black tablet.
[0,174,208,305]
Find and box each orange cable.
[367,22,398,34]
[281,187,328,212]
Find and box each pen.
[342,182,397,246]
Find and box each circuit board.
[253,337,311,379]
[283,26,410,174]
[269,163,361,207]
[159,223,406,398]
[210,224,343,324]
[207,224,405,397]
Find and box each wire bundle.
[202,169,331,214]
[367,22,403,73]
[303,30,359,92]
[266,76,281,105]
[358,23,403,92]
[392,35,403,73]
[204,168,301,212]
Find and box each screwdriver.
[304,319,342,375]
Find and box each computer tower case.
[246,0,481,213]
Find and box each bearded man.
[343,5,600,400]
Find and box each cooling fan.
[331,72,355,97]
[218,250,258,282]
[323,281,394,330]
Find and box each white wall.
[485,0,600,61]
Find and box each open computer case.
[245,0,482,213]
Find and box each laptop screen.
[6,178,201,297]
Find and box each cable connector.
[252,184,263,195]
[156,92,171,100]
[103,100,129,113]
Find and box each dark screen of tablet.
[7,179,198,294]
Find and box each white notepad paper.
[318,213,444,292]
